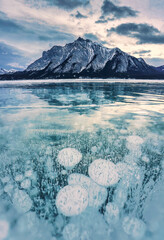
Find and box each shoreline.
[0,78,164,85]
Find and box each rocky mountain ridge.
[0,38,164,80]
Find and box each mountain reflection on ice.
[0,80,164,240]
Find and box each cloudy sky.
[0,0,164,70]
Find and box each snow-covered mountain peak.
[112,47,122,53]
[19,38,163,79]
[76,37,87,42]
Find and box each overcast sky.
[0,0,164,70]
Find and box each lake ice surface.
[0,80,164,240]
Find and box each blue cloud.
[108,23,164,44]
[84,33,99,41]
[0,12,76,69]
[97,0,138,23]
[102,0,138,18]
[95,19,108,24]
[35,0,90,10]
[55,0,89,9]
[133,50,151,55]
[83,33,108,45]
[145,57,164,67]
[71,11,88,19]
[0,11,75,44]
[0,42,30,70]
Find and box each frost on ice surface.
[13,189,32,213]
[0,220,9,240]
[57,148,82,169]
[122,216,146,239]
[56,185,88,216]
[88,159,119,187]
[68,173,107,208]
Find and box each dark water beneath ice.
[0,80,164,240]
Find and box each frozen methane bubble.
[122,216,146,239]
[0,220,9,240]
[116,162,129,178]
[1,176,10,184]
[104,203,119,225]
[4,183,14,196]
[117,162,141,187]
[15,174,24,182]
[113,180,128,209]
[56,185,88,216]
[126,135,144,150]
[88,159,119,187]
[17,211,39,233]
[57,148,82,169]
[142,156,149,163]
[61,170,67,175]
[0,181,3,196]
[63,223,80,240]
[68,173,107,208]
[13,189,33,213]
[21,178,31,189]
[70,208,109,240]
[91,146,97,153]
[25,170,34,178]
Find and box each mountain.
[0,38,164,80]
[157,65,164,72]
[0,68,16,75]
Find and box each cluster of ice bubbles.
[0,134,163,240]
[55,147,147,240]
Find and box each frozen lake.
[0,80,164,240]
